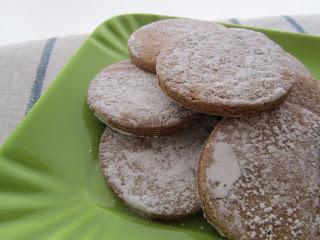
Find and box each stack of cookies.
[87,19,320,239]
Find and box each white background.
[1,0,319,46]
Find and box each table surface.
[1,0,319,46]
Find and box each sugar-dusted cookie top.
[198,103,320,239]
[286,76,320,116]
[100,117,219,219]
[128,18,225,73]
[157,28,311,117]
[87,61,203,136]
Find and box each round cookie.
[87,61,203,136]
[128,18,225,73]
[198,103,320,239]
[99,117,219,220]
[286,76,320,116]
[157,28,311,117]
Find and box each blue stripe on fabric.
[282,16,306,33]
[25,37,57,113]
[229,18,241,25]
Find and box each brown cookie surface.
[157,28,311,117]
[128,18,225,73]
[198,103,320,239]
[286,76,320,116]
[87,61,203,136]
[99,117,219,220]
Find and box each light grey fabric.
[0,16,319,143]
[0,35,87,142]
[0,40,47,143]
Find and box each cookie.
[128,18,225,73]
[157,28,311,117]
[87,61,203,136]
[198,103,320,239]
[99,117,219,220]
[286,76,320,116]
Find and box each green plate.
[0,13,319,240]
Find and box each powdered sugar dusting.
[157,28,310,107]
[203,103,320,239]
[100,117,219,218]
[207,142,240,198]
[128,18,225,65]
[87,61,199,131]
[286,76,320,116]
